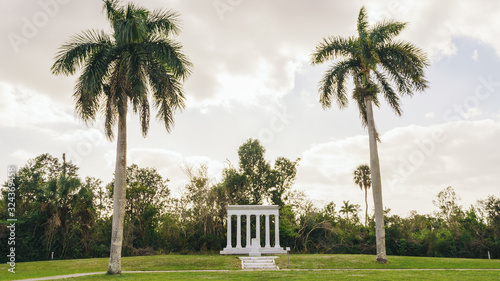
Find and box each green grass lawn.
[0,255,240,280]
[277,254,500,269]
[59,270,500,281]
[1,254,499,281]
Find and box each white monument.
[220,205,287,255]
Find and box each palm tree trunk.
[364,95,387,263]
[108,96,127,274]
[364,187,368,226]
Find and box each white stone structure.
[220,205,287,255]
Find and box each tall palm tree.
[311,6,429,263]
[354,164,371,226]
[51,0,191,274]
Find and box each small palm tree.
[51,0,191,274]
[354,164,371,226]
[311,6,429,263]
[340,200,357,222]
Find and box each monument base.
[220,246,287,255]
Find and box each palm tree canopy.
[340,200,357,216]
[311,6,429,134]
[353,164,371,191]
[51,0,192,139]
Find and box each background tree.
[268,157,300,207]
[221,139,299,206]
[182,164,226,251]
[237,139,272,205]
[433,186,463,225]
[51,0,191,274]
[0,154,96,261]
[340,200,360,222]
[479,195,500,257]
[107,164,170,254]
[354,164,371,226]
[311,6,429,263]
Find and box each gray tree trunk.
[364,95,387,263]
[108,96,128,274]
[364,187,368,226]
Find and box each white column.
[256,215,260,247]
[236,214,242,248]
[265,214,271,248]
[226,214,232,248]
[274,213,280,247]
[246,214,251,248]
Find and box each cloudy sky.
[1,0,499,217]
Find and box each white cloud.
[10,149,36,164]
[295,120,500,216]
[0,82,76,128]
[366,0,500,60]
[54,128,107,146]
[126,148,226,197]
[472,50,479,61]
[425,112,435,119]
[1,0,500,218]
[461,107,483,119]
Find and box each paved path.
[13,268,500,281]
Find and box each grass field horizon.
[1,254,499,280]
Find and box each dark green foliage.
[0,154,95,261]
[2,155,499,261]
[51,0,192,139]
[107,164,170,254]
[220,139,299,206]
[311,6,429,133]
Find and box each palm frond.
[147,59,186,132]
[51,30,112,75]
[318,58,360,109]
[73,76,100,123]
[103,84,118,140]
[311,36,357,64]
[102,0,123,22]
[354,94,368,129]
[373,70,402,116]
[139,97,150,137]
[114,18,147,45]
[147,8,181,36]
[71,45,115,122]
[377,40,430,94]
[357,6,369,41]
[109,60,130,119]
[369,20,407,45]
[129,60,150,137]
[142,36,192,80]
[126,50,147,101]
[125,2,148,20]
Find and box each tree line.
[1,139,499,262]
